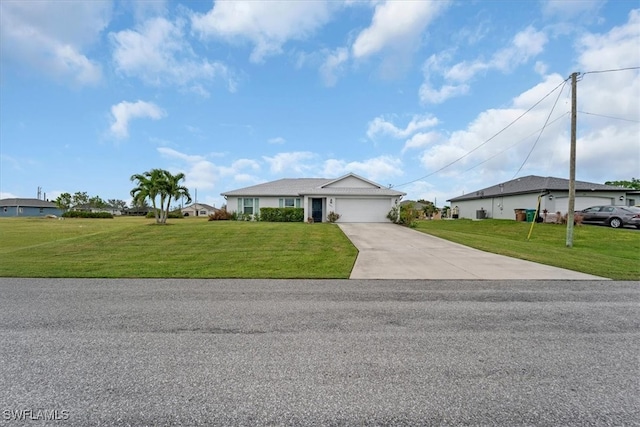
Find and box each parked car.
[579,205,640,229]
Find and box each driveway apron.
[338,223,606,280]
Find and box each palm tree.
[130,169,191,224]
[130,169,166,223]
[161,171,191,224]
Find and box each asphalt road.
[1,278,638,426]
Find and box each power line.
[462,112,569,173]
[583,66,640,75]
[578,110,640,123]
[393,77,570,188]
[512,79,568,178]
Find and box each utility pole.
[566,72,578,248]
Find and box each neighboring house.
[122,206,152,216]
[0,198,63,217]
[74,204,123,216]
[625,190,640,206]
[447,175,630,220]
[182,203,219,217]
[221,173,406,223]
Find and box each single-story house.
[0,198,63,217]
[182,203,219,217]
[447,175,631,220]
[221,173,406,223]
[74,204,123,216]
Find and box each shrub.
[327,211,341,223]
[208,209,232,221]
[62,211,113,219]
[259,207,304,222]
[387,205,417,227]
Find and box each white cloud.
[320,47,349,87]
[541,0,605,19]
[191,2,335,63]
[268,137,286,145]
[110,100,166,139]
[0,0,110,85]
[322,156,403,182]
[262,152,318,174]
[158,147,262,192]
[0,192,19,199]
[110,17,235,94]
[402,132,440,153]
[367,114,439,139]
[577,9,640,72]
[351,1,448,59]
[420,26,548,104]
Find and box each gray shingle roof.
[221,175,405,197]
[184,203,218,211]
[0,198,58,208]
[221,178,331,196]
[448,175,628,202]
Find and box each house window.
[279,198,301,208]
[39,208,44,213]
[239,198,258,215]
[199,210,207,215]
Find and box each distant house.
[447,175,630,220]
[182,203,219,217]
[74,204,123,216]
[222,173,405,223]
[0,198,63,217]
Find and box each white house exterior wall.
[226,197,301,215]
[454,191,622,220]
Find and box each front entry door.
[311,198,323,223]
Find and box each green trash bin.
[525,209,536,222]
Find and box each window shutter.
[255,198,259,213]
[279,198,283,208]
[237,198,242,213]
[295,198,301,208]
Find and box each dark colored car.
[579,205,640,229]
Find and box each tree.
[55,193,72,211]
[108,199,127,210]
[130,168,191,224]
[417,199,438,219]
[88,195,106,209]
[131,169,164,223]
[161,171,191,223]
[72,191,89,209]
[605,178,640,190]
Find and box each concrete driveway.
[338,223,606,280]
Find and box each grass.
[0,217,357,278]
[1,217,638,280]
[413,219,640,280]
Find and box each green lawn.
[413,219,640,280]
[1,217,638,280]
[0,217,357,278]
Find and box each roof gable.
[321,173,382,189]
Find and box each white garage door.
[335,198,391,222]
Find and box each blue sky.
[1,0,639,209]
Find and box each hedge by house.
[62,211,113,219]
[259,207,304,222]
